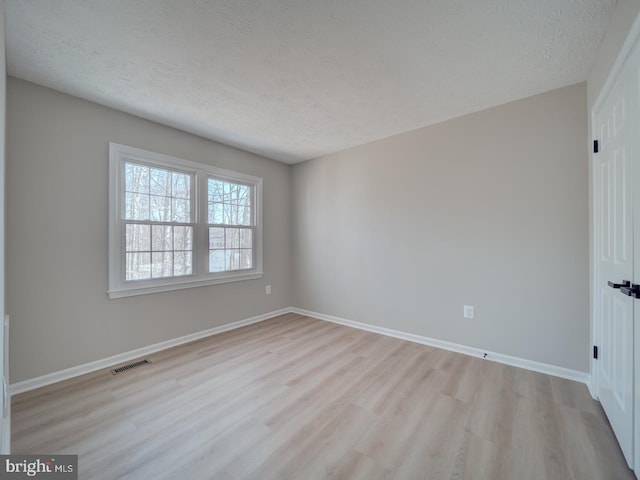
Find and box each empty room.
[1,0,639,479]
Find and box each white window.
[109,143,263,298]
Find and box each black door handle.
[608,280,631,289]
[620,284,640,298]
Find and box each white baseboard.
[11,306,591,396]
[290,307,591,385]
[587,377,597,399]
[10,308,291,396]
[2,406,10,455]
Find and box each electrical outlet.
[463,305,474,319]
[265,285,271,295]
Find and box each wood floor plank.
[11,314,635,480]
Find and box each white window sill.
[108,271,264,299]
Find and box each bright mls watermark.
[0,455,77,479]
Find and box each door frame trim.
[592,14,640,115]
[590,11,640,472]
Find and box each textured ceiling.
[5,0,615,164]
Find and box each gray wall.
[292,83,589,372]
[6,78,292,383]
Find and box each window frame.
[108,143,263,299]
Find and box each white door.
[635,126,640,474]
[594,39,637,468]
[632,36,640,476]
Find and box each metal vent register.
[111,359,151,375]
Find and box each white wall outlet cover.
[265,285,271,295]
[463,305,474,319]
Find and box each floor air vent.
[111,359,151,375]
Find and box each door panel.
[595,45,635,467]
[613,146,630,266]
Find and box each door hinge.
[593,345,599,359]
[593,140,599,153]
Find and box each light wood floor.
[12,313,634,480]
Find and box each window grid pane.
[208,226,254,273]
[207,178,254,227]
[124,162,193,223]
[126,223,194,281]
[124,160,194,282]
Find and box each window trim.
[108,143,263,299]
